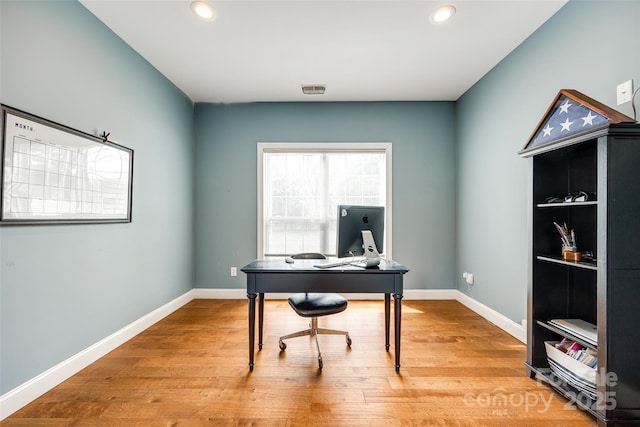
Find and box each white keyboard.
[314,258,380,269]
[313,260,357,269]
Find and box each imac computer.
[336,205,384,267]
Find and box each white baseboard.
[0,287,524,420]
[0,289,195,420]
[455,291,527,343]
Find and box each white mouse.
[285,257,295,264]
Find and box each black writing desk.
[241,259,409,372]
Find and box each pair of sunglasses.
[544,191,596,204]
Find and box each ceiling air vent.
[301,84,326,95]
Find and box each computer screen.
[336,205,384,258]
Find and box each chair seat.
[288,293,348,317]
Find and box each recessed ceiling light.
[190,1,217,21]
[430,5,456,24]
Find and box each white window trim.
[257,142,392,259]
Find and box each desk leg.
[247,292,256,371]
[384,293,390,351]
[393,293,403,373]
[258,293,264,351]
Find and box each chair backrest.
[289,253,333,300]
[291,253,326,260]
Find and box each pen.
[553,222,567,244]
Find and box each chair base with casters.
[279,291,351,370]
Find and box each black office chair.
[279,253,352,369]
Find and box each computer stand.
[361,230,381,268]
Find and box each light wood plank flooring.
[2,299,596,426]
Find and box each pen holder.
[562,245,581,262]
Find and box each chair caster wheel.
[346,335,352,347]
[279,340,287,351]
[318,356,323,370]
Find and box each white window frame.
[257,142,392,259]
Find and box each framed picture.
[1,105,133,225]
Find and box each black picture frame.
[1,105,133,225]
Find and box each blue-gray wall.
[456,0,640,322]
[0,1,195,393]
[193,102,457,292]
[2,0,639,402]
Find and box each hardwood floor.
[2,299,595,426]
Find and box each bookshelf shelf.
[525,364,599,417]
[522,122,640,426]
[536,201,598,208]
[536,255,597,270]
[536,320,597,350]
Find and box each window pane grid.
[263,149,386,257]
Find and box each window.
[258,142,391,258]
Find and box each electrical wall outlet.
[617,79,633,105]
[462,272,474,285]
[230,267,237,277]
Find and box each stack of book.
[544,318,598,399]
[545,340,597,399]
[548,318,597,346]
[555,338,598,368]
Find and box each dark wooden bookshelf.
[521,122,640,426]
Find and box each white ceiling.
[80,0,567,103]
